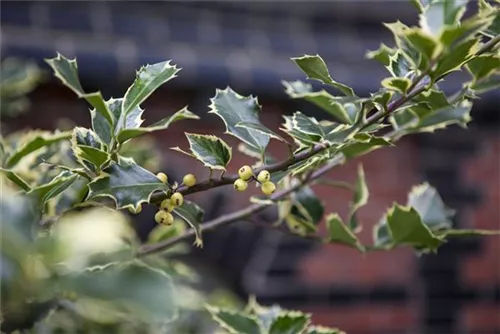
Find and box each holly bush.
[1,1,500,333]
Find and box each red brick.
[460,304,500,332]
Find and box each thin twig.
[137,159,340,257]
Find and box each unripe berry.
[128,204,142,215]
[171,192,184,207]
[238,165,253,181]
[234,178,248,191]
[160,198,175,212]
[156,172,168,183]
[155,210,174,226]
[257,170,271,183]
[261,181,276,195]
[183,174,196,187]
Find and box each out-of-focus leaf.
[291,185,324,225]
[0,168,31,191]
[269,312,310,334]
[27,171,78,209]
[325,213,364,251]
[347,165,369,231]
[382,77,412,94]
[407,183,455,230]
[466,54,500,82]
[432,38,480,80]
[207,305,262,334]
[366,43,396,66]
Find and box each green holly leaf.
[173,200,204,247]
[86,158,168,211]
[419,0,468,36]
[407,183,455,230]
[293,112,327,138]
[432,38,480,80]
[478,0,500,37]
[269,312,310,334]
[339,134,392,159]
[27,171,78,209]
[236,121,289,144]
[291,185,324,225]
[347,165,369,231]
[366,43,396,66]
[172,133,232,170]
[122,61,180,117]
[325,213,364,251]
[381,77,412,94]
[45,53,113,125]
[307,326,346,334]
[403,28,443,70]
[470,74,500,93]
[384,21,422,69]
[466,54,500,82]
[388,51,412,77]
[386,204,444,252]
[282,81,354,124]
[116,106,199,145]
[414,100,472,133]
[0,168,31,191]
[209,87,270,154]
[65,261,177,323]
[281,115,323,147]
[291,55,355,96]
[5,130,71,168]
[71,127,110,172]
[207,305,262,334]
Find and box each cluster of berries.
[234,165,276,195]
[153,172,196,226]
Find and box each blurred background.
[1,1,499,334]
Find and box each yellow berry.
[155,210,174,226]
[171,192,184,207]
[183,174,197,187]
[238,165,253,181]
[160,198,175,212]
[234,178,248,191]
[156,172,168,183]
[128,205,142,214]
[257,170,271,183]
[261,181,276,195]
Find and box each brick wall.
[10,84,500,334]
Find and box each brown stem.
[137,159,340,257]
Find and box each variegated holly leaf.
[122,61,180,117]
[291,55,355,96]
[412,100,472,133]
[209,87,270,154]
[347,165,369,231]
[402,28,443,70]
[419,0,467,36]
[432,38,480,80]
[64,261,177,323]
[282,81,355,124]
[27,171,79,209]
[478,0,500,37]
[471,74,500,94]
[269,312,310,334]
[387,51,412,77]
[339,134,392,159]
[173,200,204,247]
[116,107,199,145]
[281,115,322,147]
[71,127,110,172]
[236,121,289,144]
[466,54,500,83]
[307,326,346,334]
[5,130,71,168]
[45,53,113,124]
[172,133,231,170]
[293,112,327,138]
[207,305,262,334]
[386,205,444,252]
[0,167,31,191]
[285,214,317,236]
[86,158,168,211]
[407,183,455,230]
[291,185,324,225]
[382,77,412,94]
[325,213,365,251]
[366,43,396,66]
